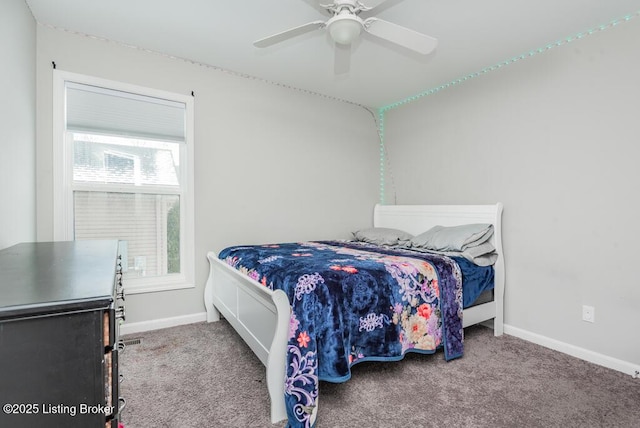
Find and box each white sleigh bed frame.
[204,203,505,424]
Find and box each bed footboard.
[204,252,289,423]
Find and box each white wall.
[35,26,380,324]
[0,0,36,250]
[383,19,640,369]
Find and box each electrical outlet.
[582,305,595,323]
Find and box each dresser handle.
[117,340,126,353]
[115,306,126,322]
[118,397,126,413]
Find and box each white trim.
[119,312,206,336]
[52,70,195,293]
[504,324,640,378]
[181,93,195,295]
[52,75,65,240]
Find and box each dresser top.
[0,240,119,319]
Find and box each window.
[53,71,194,293]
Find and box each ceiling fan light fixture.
[328,16,362,45]
[253,0,439,61]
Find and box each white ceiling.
[25,0,640,108]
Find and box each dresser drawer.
[0,311,106,427]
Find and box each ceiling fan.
[253,0,437,73]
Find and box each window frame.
[53,70,195,294]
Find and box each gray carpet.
[119,321,639,428]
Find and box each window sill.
[123,279,195,295]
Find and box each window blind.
[66,82,185,142]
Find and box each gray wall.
[0,0,36,250]
[383,19,640,366]
[35,26,380,324]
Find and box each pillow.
[460,242,498,266]
[410,224,494,252]
[352,227,414,246]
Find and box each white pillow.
[352,227,413,246]
[410,224,493,252]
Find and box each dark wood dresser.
[0,240,125,428]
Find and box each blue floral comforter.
[219,241,464,428]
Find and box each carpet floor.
[119,321,639,428]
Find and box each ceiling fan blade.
[334,43,351,75]
[363,17,437,55]
[359,0,404,15]
[254,21,326,48]
[361,0,393,10]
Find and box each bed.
[204,203,504,427]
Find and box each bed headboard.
[374,203,503,236]
[373,202,503,258]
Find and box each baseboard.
[120,312,207,336]
[504,324,640,378]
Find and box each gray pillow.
[410,224,494,252]
[352,227,414,246]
